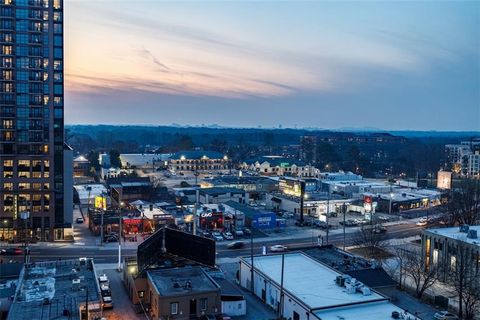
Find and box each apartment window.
[200,298,207,311]
[53,0,61,9]
[2,70,13,80]
[3,183,13,190]
[3,160,13,168]
[32,172,41,178]
[170,302,178,315]
[18,171,30,178]
[2,120,13,129]
[18,183,30,190]
[33,183,41,190]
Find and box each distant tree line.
[66,125,473,179]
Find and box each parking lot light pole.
[389,193,394,214]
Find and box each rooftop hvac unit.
[361,287,371,296]
[460,225,470,233]
[467,229,478,239]
[72,279,80,291]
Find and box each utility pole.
[117,209,122,271]
[193,189,199,236]
[250,230,254,293]
[326,192,330,245]
[343,204,346,251]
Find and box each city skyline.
[65,1,479,131]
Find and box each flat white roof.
[247,253,386,310]
[314,300,412,320]
[427,225,480,247]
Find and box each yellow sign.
[95,196,107,209]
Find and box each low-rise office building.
[239,253,412,320]
[422,225,480,283]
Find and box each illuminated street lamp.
[389,193,394,214]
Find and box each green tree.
[109,149,122,168]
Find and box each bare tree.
[448,241,480,319]
[352,223,387,259]
[395,246,439,299]
[444,178,480,226]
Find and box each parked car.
[282,212,294,219]
[242,228,251,236]
[269,245,288,252]
[227,241,245,249]
[100,284,111,297]
[212,232,223,241]
[222,232,234,240]
[102,296,113,309]
[0,247,23,256]
[433,311,458,320]
[76,217,84,224]
[234,230,244,237]
[340,219,357,227]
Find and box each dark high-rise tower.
[1,0,66,241]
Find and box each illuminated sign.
[437,171,452,190]
[279,178,304,197]
[95,196,107,209]
[200,212,213,218]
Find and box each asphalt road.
[4,222,425,264]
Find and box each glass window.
[3,183,13,190]
[170,302,178,315]
[200,298,207,311]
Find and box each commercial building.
[224,200,279,230]
[73,155,90,177]
[146,267,221,319]
[422,225,480,283]
[168,151,229,173]
[119,153,170,168]
[198,187,246,205]
[239,253,412,320]
[7,258,101,320]
[240,156,318,177]
[0,0,69,241]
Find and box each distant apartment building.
[467,151,480,178]
[168,151,229,173]
[0,0,70,241]
[445,139,480,177]
[240,156,318,177]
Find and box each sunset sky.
[65,1,480,131]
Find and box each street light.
[389,193,394,214]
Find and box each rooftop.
[199,187,245,196]
[147,266,219,296]
[426,225,480,246]
[314,300,411,320]
[170,151,226,160]
[242,253,386,310]
[8,259,100,320]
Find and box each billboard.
[437,170,452,190]
[95,196,107,209]
[137,227,216,272]
[279,178,304,197]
